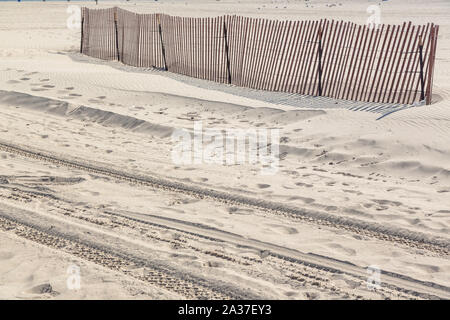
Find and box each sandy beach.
[0,0,449,300]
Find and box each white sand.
[0,0,449,299]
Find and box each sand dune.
[0,0,449,300]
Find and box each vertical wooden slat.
[412,23,433,103]
[323,20,343,96]
[205,17,210,81]
[261,21,286,90]
[176,16,182,73]
[320,20,336,95]
[182,16,187,76]
[270,20,290,92]
[338,23,359,99]
[307,20,322,95]
[209,17,215,82]
[228,16,237,84]
[353,26,374,101]
[98,9,102,59]
[379,23,404,102]
[280,20,302,92]
[350,25,372,101]
[143,14,148,67]
[360,25,384,102]
[294,20,313,93]
[258,19,279,90]
[251,18,266,89]
[299,20,315,94]
[308,20,328,96]
[170,16,176,72]
[398,25,421,104]
[274,20,294,92]
[196,17,201,79]
[237,17,249,86]
[340,24,362,100]
[201,17,206,80]
[218,16,226,84]
[367,25,389,101]
[384,22,410,102]
[346,24,368,100]
[300,20,319,94]
[426,25,439,105]
[84,8,89,56]
[215,16,222,82]
[391,23,415,103]
[102,9,106,59]
[248,18,268,89]
[409,24,430,103]
[241,18,256,87]
[327,21,350,98]
[410,24,429,103]
[372,25,395,102]
[190,17,196,78]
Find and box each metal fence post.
[317,25,323,96]
[80,9,84,54]
[114,10,120,61]
[418,35,425,102]
[223,19,232,85]
[158,14,168,71]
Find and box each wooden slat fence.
[81,7,439,105]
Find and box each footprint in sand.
[284,291,299,298]
[257,183,271,189]
[327,243,356,256]
[25,283,59,297]
[268,224,298,235]
[287,196,315,204]
[304,292,320,300]
[295,182,313,188]
[0,251,14,260]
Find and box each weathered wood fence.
[81,7,439,105]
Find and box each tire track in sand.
[0,140,448,256]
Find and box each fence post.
[317,25,323,96]
[80,9,84,54]
[114,10,120,61]
[223,19,232,85]
[157,14,168,71]
[426,25,438,105]
[418,35,425,102]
